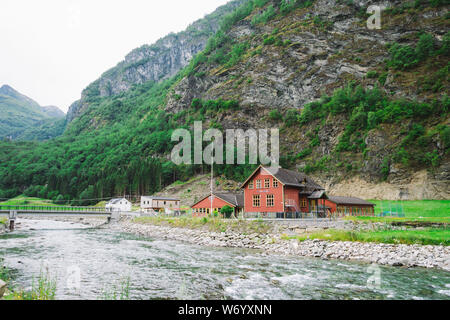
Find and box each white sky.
[0,0,230,112]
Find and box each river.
[0,219,449,300]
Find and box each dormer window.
[273,179,279,188]
[264,179,270,188]
[256,180,261,189]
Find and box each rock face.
[66,0,247,122]
[0,279,6,298]
[63,0,448,199]
[162,0,449,199]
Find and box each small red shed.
[191,192,244,217]
[325,196,376,217]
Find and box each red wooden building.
[241,165,328,216]
[325,196,375,216]
[192,192,244,217]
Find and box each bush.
[221,205,234,218]
[416,33,435,60]
[252,5,276,25]
[268,109,283,121]
[284,109,300,126]
[388,43,419,70]
[366,71,378,78]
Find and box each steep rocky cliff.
[163,0,449,199]
[66,0,247,122]
[1,0,448,201]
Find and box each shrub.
[366,71,378,78]
[221,205,234,218]
[387,43,419,70]
[269,109,283,121]
[284,109,300,126]
[252,5,276,25]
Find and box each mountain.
[0,0,448,203]
[41,105,65,118]
[66,0,248,122]
[0,85,65,140]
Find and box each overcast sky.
[0,0,230,112]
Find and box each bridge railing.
[0,205,108,213]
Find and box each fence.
[0,205,107,213]
[243,211,327,220]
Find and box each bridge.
[0,205,114,230]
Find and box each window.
[249,180,254,189]
[266,194,274,207]
[253,195,261,207]
[264,179,270,188]
[256,180,261,189]
[273,179,278,188]
[301,198,307,208]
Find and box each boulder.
[0,279,6,298]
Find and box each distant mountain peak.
[0,84,65,139]
[0,84,18,95]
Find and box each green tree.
[220,205,234,219]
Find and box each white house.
[105,198,132,212]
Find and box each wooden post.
[9,211,17,231]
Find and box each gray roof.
[264,167,324,190]
[308,190,328,199]
[142,196,180,201]
[108,198,128,204]
[328,196,375,206]
[193,192,244,208]
[215,192,244,208]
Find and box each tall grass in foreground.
[0,258,10,282]
[3,268,57,300]
[29,269,57,300]
[100,277,131,300]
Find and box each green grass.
[100,277,131,300]
[2,268,56,300]
[285,228,450,246]
[345,216,450,224]
[370,200,450,218]
[133,216,272,234]
[0,217,6,225]
[0,196,59,206]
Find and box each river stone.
[0,279,6,298]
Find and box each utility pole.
[210,140,214,217]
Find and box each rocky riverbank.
[15,216,450,271]
[111,217,450,272]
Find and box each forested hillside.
[0,85,65,140]
[0,0,448,204]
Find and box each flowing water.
[0,219,449,300]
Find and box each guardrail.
[0,205,108,213]
[243,211,329,219]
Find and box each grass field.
[0,196,59,206]
[133,216,272,234]
[0,217,6,225]
[371,200,449,218]
[284,228,450,246]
